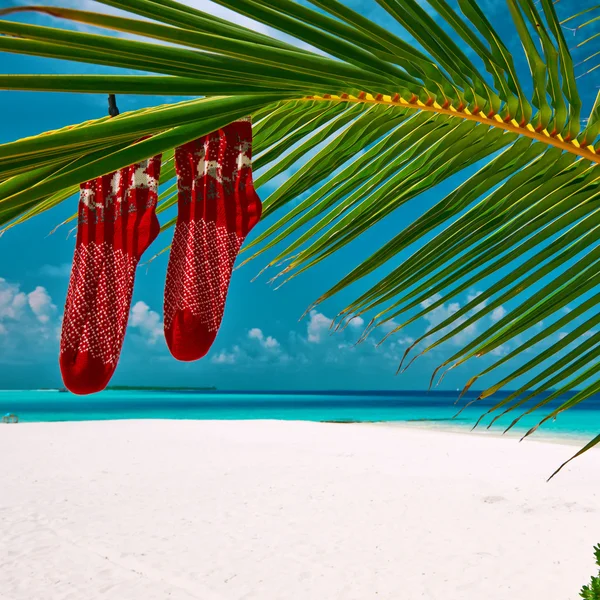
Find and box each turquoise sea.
[1,389,599,441]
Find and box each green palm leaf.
[1,0,599,472]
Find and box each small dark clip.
[108,94,120,117]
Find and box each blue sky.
[0,0,597,391]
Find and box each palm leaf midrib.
[299,92,600,163]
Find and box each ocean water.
[1,389,599,441]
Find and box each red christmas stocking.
[164,118,262,361]
[60,155,162,394]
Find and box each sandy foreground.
[1,420,599,600]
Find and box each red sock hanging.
[164,118,262,361]
[60,156,162,394]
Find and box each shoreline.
[5,416,596,447]
[375,419,596,447]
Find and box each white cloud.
[0,278,59,356]
[490,345,509,357]
[24,0,318,52]
[0,279,27,320]
[263,336,280,349]
[130,301,162,344]
[248,327,280,350]
[307,310,332,343]
[380,319,400,334]
[211,346,240,365]
[467,290,486,308]
[348,316,365,329]
[0,279,56,325]
[490,306,507,322]
[190,303,420,372]
[421,293,459,325]
[420,293,479,347]
[27,286,57,324]
[186,0,323,53]
[186,0,271,35]
[212,327,284,366]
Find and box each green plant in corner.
[0,0,598,474]
[580,544,600,600]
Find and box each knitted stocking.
[164,118,261,361]
[60,156,162,394]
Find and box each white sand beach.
[1,420,599,600]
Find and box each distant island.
[51,386,217,393]
[106,386,217,392]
